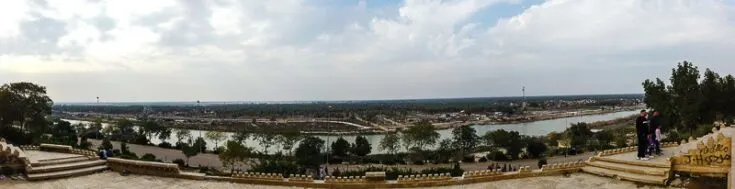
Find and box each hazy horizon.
[54,93,643,105]
[3,0,734,102]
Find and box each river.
[63,110,638,154]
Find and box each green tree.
[254,132,277,154]
[295,136,325,169]
[115,119,136,142]
[193,137,207,153]
[174,129,191,146]
[182,142,199,166]
[700,69,723,123]
[219,140,252,173]
[566,122,593,149]
[0,82,53,133]
[331,137,350,157]
[525,138,548,158]
[350,136,372,157]
[669,61,701,132]
[436,139,455,163]
[722,75,735,121]
[232,130,250,144]
[451,125,478,158]
[642,78,675,131]
[482,129,523,159]
[402,120,440,151]
[276,129,302,155]
[205,131,226,149]
[379,132,401,155]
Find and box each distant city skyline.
[2,0,734,102]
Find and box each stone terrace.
[0,171,679,189]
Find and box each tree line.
[643,61,735,134]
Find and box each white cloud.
[1,0,735,102]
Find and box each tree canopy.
[402,120,440,151]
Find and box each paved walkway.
[0,172,678,189]
[25,151,83,164]
[605,147,677,163]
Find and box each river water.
[64,110,637,154]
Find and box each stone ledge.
[39,144,73,153]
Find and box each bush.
[487,151,508,161]
[172,159,186,168]
[462,156,475,163]
[478,157,488,162]
[537,158,548,169]
[450,162,463,177]
[158,142,173,149]
[141,153,157,161]
[412,160,425,165]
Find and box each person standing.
[649,111,663,156]
[635,110,649,161]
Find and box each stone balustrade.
[518,166,532,173]
[107,158,181,177]
[71,148,98,158]
[397,173,451,183]
[39,143,73,153]
[463,169,502,179]
[232,172,284,181]
[325,175,367,183]
[287,174,314,182]
[20,145,39,151]
[540,161,586,172]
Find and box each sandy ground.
[89,139,595,172]
[0,172,678,189]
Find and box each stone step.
[582,166,668,185]
[27,165,108,181]
[32,156,91,167]
[586,160,669,176]
[28,160,106,173]
[37,154,86,162]
[593,156,671,168]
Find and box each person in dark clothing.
[649,111,662,155]
[635,110,649,160]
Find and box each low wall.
[196,161,585,188]
[39,144,73,153]
[596,142,678,157]
[107,158,183,177]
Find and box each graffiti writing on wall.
[674,134,731,167]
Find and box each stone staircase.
[583,156,671,185]
[26,154,108,181]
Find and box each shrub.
[158,142,173,149]
[141,153,157,161]
[478,157,488,162]
[332,168,342,177]
[487,151,508,161]
[537,158,548,169]
[462,156,475,163]
[412,160,425,165]
[172,159,186,168]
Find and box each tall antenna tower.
[96,97,99,104]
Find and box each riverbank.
[57,107,641,135]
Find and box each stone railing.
[325,176,367,183]
[232,172,284,181]
[396,173,450,183]
[70,148,98,158]
[597,147,636,156]
[107,158,181,177]
[596,142,678,157]
[39,143,73,153]
[540,162,586,172]
[20,145,39,151]
[287,174,314,182]
[463,170,501,179]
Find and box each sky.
[1,0,735,102]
